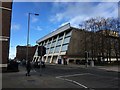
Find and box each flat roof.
[36,23,72,43]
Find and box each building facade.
[33,23,120,64]
[16,45,37,61]
[0,1,12,71]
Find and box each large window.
[63,37,70,44]
[57,39,62,46]
[46,48,49,54]
[47,43,50,49]
[65,31,72,37]
[44,44,47,48]
[58,35,63,40]
[51,41,56,47]
[39,42,43,46]
[53,38,57,42]
[48,40,51,44]
[61,44,68,51]
[43,41,47,46]
[55,46,60,53]
[49,47,54,53]
[47,41,51,48]
[39,43,42,46]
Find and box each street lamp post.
[26,13,39,63]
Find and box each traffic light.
[38,46,46,56]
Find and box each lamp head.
[35,14,39,16]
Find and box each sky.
[9,0,119,59]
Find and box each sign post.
[85,51,89,67]
[37,46,46,76]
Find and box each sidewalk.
[49,63,120,72]
[74,64,119,72]
[2,66,80,88]
[95,65,119,72]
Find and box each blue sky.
[9,1,118,59]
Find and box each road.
[2,64,120,89]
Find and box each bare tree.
[81,17,119,64]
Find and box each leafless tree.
[81,17,119,63]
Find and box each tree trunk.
[109,37,111,63]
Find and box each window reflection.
[63,37,70,44]
[61,44,68,51]
[55,46,60,53]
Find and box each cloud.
[9,46,16,59]
[31,17,39,23]
[32,26,43,31]
[69,16,87,27]
[50,13,64,22]
[93,2,118,17]
[59,16,88,28]
[50,2,118,28]
[11,23,21,30]
[36,26,42,31]
[59,21,70,27]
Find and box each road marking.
[56,73,90,88]
[56,73,91,78]
[72,80,88,88]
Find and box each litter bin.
[58,59,61,64]
[90,60,94,67]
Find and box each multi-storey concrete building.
[0,1,12,71]
[33,23,120,64]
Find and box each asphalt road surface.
[2,64,120,89]
[35,64,119,88]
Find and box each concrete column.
[45,39,49,62]
[57,32,66,64]
[49,38,53,63]
[59,32,66,53]
[52,35,59,63]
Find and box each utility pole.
[37,46,46,76]
[40,46,42,76]
[26,13,39,63]
[26,13,30,63]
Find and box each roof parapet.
[36,23,71,43]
